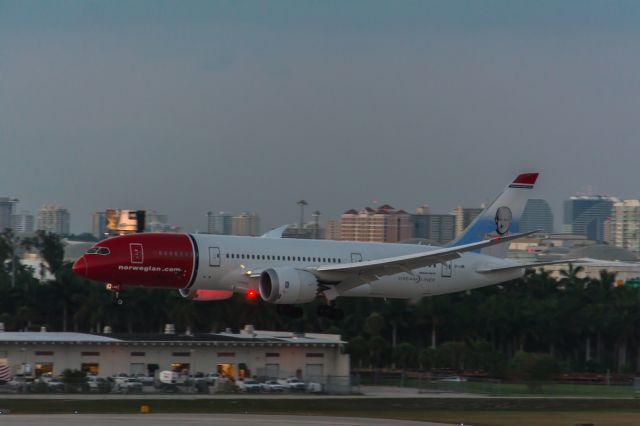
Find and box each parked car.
[87,376,111,393]
[237,379,263,393]
[306,382,323,393]
[133,374,154,386]
[204,372,219,385]
[45,378,65,392]
[117,378,143,393]
[279,377,306,391]
[262,380,286,392]
[111,373,130,385]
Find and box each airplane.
[72,172,575,319]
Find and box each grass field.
[360,377,638,397]
[0,398,639,425]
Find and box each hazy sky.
[2,1,640,234]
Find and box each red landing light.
[246,289,258,300]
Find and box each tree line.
[2,230,640,376]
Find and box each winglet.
[261,224,290,238]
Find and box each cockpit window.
[86,247,110,255]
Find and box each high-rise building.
[411,213,456,245]
[324,219,341,240]
[339,204,411,243]
[452,206,483,237]
[231,212,260,236]
[38,204,70,235]
[207,211,234,235]
[519,199,554,233]
[0,198,18,232]
[145,211,170,232]
[91,212,107,240]
[563,195,616,242]
[609,199,640,253]
[11,210,34,234]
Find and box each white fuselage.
[188,234,524,299]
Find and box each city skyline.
[2,1,640,234]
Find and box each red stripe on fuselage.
[77,233,194,289]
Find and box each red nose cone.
[72,256,88,277]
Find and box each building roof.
[0,329,344,346]
[564,244,639,262]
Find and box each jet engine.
[259,267,318,304]
[179,288,234,301]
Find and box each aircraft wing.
[476,259,591,273]
[311,230,538,283]
[476,258,639,273]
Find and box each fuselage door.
[209,247,221,267]
[441,261,452,278]
[351,253,363,263]
[130,243,143,264]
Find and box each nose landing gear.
[106,283,124,306]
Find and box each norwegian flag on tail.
[0,365,11,381]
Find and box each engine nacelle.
[259,267,318,304]
[179,288,234,301]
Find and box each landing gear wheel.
[112,293,124,306]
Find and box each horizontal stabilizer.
[476,258,624,273]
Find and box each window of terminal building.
[217,352,235,357]
[35,362,53,377]
[81,363,99,375]
[305,353,324,358]
[172,352,191,357]
[217,363,234,378]
[35,351,54,356]
[81,351,100,356]
[265,353,280,358]
[130,351,146,357]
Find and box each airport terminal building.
[0,325,349,387]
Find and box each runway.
[0,413,447,425]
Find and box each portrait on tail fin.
[494,206,512,236]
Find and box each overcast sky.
[2,1,640,234]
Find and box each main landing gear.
[106,283,124,306]
[317,303,344,321]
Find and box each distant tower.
[12,210,35,234]
[312,210,321,239]
[38,204,70,235]
[519,199,554,233]
[563,195,616,242]
[297,200,308,236]
[0,198,19,232]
